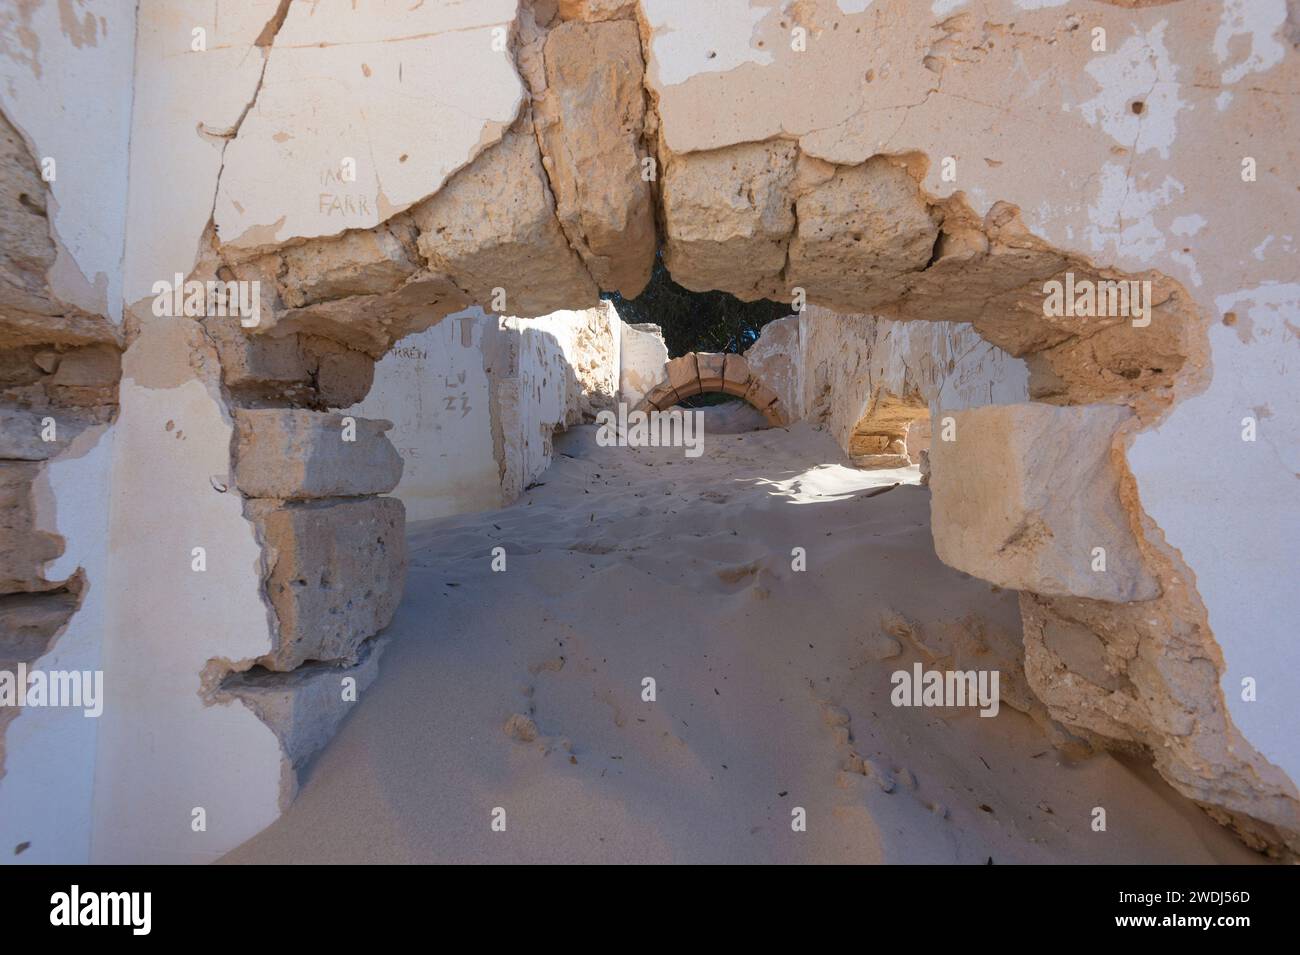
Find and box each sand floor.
[225,420,1263,864]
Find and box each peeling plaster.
[1214,0,1289,85]
[1079,22,1188,160]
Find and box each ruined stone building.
[0,0,1296,864]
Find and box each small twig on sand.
[864,483,901,498]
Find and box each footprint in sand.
[502,711,575,760]
[504,713,540,743]
[713,559,777,599]
[818,695,947,812]
[528,656,565,675]
[597,688,627,728]
[715,559,763,586]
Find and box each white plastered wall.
[0,0,135,864]
[347,309,502,522]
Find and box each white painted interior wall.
[0,0,135,864]
[348,309,502,522]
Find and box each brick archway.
[634,352,790,427]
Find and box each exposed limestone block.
[786,156,940,313]
[0,110,118,349]
[743,379,788,426]
[0,461,64,593]
[1021,592,1300,857]
[204,320,377,410]
[1026,287,1192,408]
[871,202,1201,400]
[847,389,927,470]
[852,453,911,469]
[220,637,386,797]
[562,304,621,421]
[0,407,88,460]
[664,353,700,396]
[0,590,80,667]
[556,0,637,21]
[246,496,406,671]
[696,353,726,391]
[411,122,599,317]
[660,140,798,299]
[929,403,1159,602]
[42,344,121,407]
[536,20,655,297]
[878,203,1072,350]
[512,3,552,94]
[257,271,469,359]
[742,315,801,414]
[720,352,753,397]
[233,409,402,500]
[641,381,679,410]
[277,220,422,309]
[213,239,466,360]
[851,434,905,455]
[0,110,56,320]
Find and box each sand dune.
[225,423,1262,864]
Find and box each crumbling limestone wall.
[2,0,1295,861]
[633,0,1299,855]
[349,302,625,521]
[0,0,133,864]
[345,310,503,522]
[619,321,669,410]
[744,305,1031,456]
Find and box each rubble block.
[557,0,637,20]
[246,497,406,671]
[721,353,753,397]
[850,433,905,456]
[0,590,80,667]
[537,19,655,297]
[204,320,376,408]
[233,409,402,500]
[0,461,63,592]
[278,221,421,309]
[786,156,939,313]
[221,636,386,786]
[762,404,791,428]
[411,122,599,316]
[258,270,470,358]
[696,353,727,392]
[744,378,780,411]
[0,109,57,324]
[661,139,799,299]
[639,381,679,412]
[665,354,700,396]
[0,407,87,460]
[852,453,912,469]
[929,403,1159,602]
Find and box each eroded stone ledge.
[244,496,406,672]
[929,403,1160,602]
[233,409,402,500]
